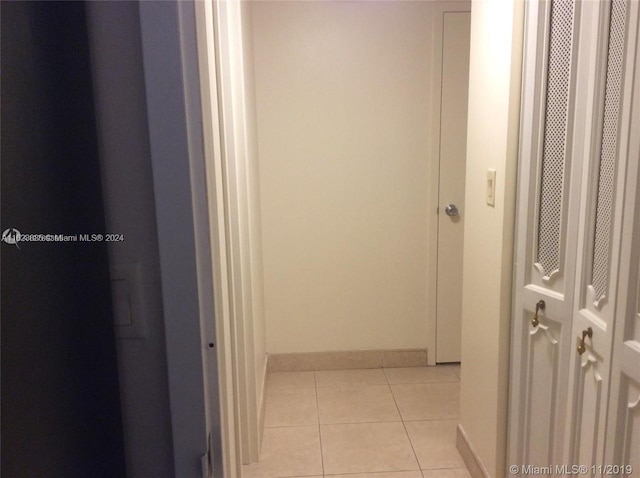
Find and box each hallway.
[243,365,469,478]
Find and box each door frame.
[138,1,237,477]
[205,0,264,467]
[195,0,248,475]
[139,1,489,474]
[427,0,471,366]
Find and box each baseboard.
[257,357,268,452]
[267,348,429,372]
[457,424,491,478]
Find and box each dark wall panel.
[1,2,126,476]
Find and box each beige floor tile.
[422,469,471,478]
[384,366,459,384]
[316,369,387,387]
[264,388,318,427]
[405,420,465,470]
[328,473,423,478]
[320,422,419,474]
[268,371,316,390]
[391,383,459,421]
[317,385,400,424]
[241,426,323,478]
[452,365,461,379]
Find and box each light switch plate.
[111,279,133,326]
[486,169,496,206]
[111,262,147,339]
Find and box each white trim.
[209,0,263,465]
[456,424,490,478]
[138,2,223,476]
[266,349,428,372]
[195,1,241,476]
[258,357,268,447]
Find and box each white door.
[511,0,640,472]
[436,10,471,364]
[563,0,639,468]
[603,93,640,476]
[603,1,640,471]
[509,0,586,467]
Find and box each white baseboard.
[457,424,491,478]
[257,357,268,452]
[267,348,429,372]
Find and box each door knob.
[445,204,459,217]
[577,327,593,355]
[531,300,545,327]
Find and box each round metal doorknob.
[445,204,459,217]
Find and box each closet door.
[564,0,639,469]
[604,1,640,471]
[509,0,585,468]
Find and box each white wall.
[251,1,435,354]
[459,1,524,477]
[85,4,174,476]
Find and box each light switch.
[111,279,132,326]
[110,263,147,339]
[486,169,496,206]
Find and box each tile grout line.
[261,467,468,478]
[388,375,423,473]
[279,419,404,427]
[262,424,337,430]
[267,386,318,391]
[267,467,431,478]
[402,417,460,423]
[324,469,426,477]
[313,371,326,478]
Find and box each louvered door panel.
[509,0,584,469]
[511,0,640,473]
[564,0,637,471]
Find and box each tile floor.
[242,365,469,478]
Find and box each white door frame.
[197,0,272,471]
[139,1,239,477]
[427,0,471,366]
[140,1,491,474]
[207,0,263,466]
[195,0,246,476]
